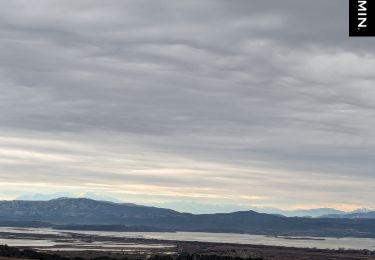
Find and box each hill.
[0,197,181,224]
[1,198,375,238]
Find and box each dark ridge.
[1,198,375,238]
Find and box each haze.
[1,0,375,213]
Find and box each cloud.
[0,0,375,212]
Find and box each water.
[0,227,175,252]
[63,230,375,250]
[0,238,57,247]
[0,227,66,235]
[1,227,375,251]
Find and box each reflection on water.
[60,229,375,250]
[0,238,57,247]
[1,227,375,251]
[0,227,176,252]
[0,227,67,236]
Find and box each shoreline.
[4,239,375,260]
[1,228,375,259]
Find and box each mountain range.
[321,211,375,219]
[1,198,375,238]
[15,193,374,217]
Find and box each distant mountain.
[151,201,251,214]
[0,198,180,224]
[288,208,346,217]
[13,195,369,218]
[349,208,374,214]
[255,207,346,218]
[16,192,122,203]
[2,198,375,238]
[322,211,375,219]
[16,192,73,201]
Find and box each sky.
[1,0,375,213]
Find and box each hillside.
[0,198,181,224]
[1,198,375,238]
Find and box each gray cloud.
[0,0,375,211]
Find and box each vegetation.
[0,245,263,260]
[0,244,73,260]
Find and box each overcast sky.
[1,0,375,213]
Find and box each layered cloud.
[0,0,375,211]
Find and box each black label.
[349,0,375,36]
